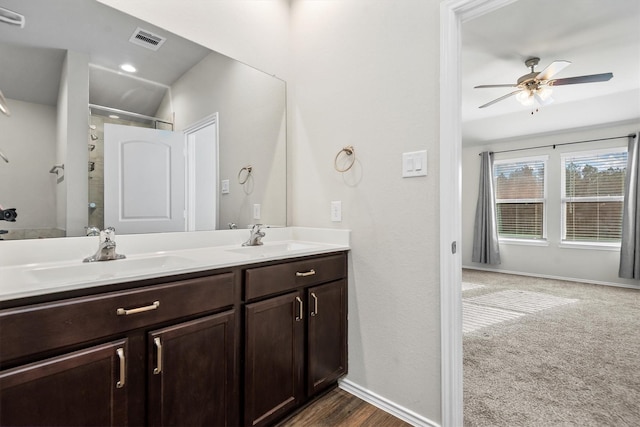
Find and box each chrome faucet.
[85,226,100,236]
[83,227,126,262]
[242,224,266,246]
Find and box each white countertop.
[0,227,350,303]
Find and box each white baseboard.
[462,265,640,290]
[338,379,439,427]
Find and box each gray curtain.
[472,151,501,264]
[619,133,640,279]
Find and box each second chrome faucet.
[83,227,126,262]
[242,224,267,246]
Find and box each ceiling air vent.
[129,27,166,51]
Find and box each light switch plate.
[221,179,230,194]
[253,204,261,220]
[331,201,342,222]
[402,150,427,178]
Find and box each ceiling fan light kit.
[475,57,613,109]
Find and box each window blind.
[493,158,546,239]
[562,149,627,242]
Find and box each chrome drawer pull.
[295,297,303,322]
[296,269,316,277]
[116,300,160,316]
[116,347,126,388]
[153,337,162,375]
[310,292,318,317]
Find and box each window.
[561,148,627,244]
[493,156,547,240]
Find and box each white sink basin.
[28,255,195,284]
[226,242,319,257]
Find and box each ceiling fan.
[475,57,613,109]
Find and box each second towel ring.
[334,145,355,172]
[238,165,252,184]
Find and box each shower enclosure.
[88,106,172,231]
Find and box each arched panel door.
[104,124,185,234]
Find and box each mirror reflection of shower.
[87,105,173,230]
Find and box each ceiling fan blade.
[550,72,613,86]
[535,60,571,81]
[479,90,522,108]
[474,84,518,89]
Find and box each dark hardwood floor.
[276,387,411,427]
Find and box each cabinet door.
[0,339,128,426]
[307,279,347,396]
[147,310,236,427]
[244,292,304,427]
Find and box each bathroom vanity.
[0,228,349,426]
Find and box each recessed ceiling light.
[109,115,120,119]
[120,63,136,73]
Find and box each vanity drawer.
[245,253,347,301]
[0,273,235,364]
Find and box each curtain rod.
[89,104,173,126]
[479,134,637,156]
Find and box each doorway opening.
[184,113,220,231]
[439,0,521,425]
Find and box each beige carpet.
[463,269,640,427]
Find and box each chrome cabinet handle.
[296,269,316,277]
[116,347,126,388]
[310,292,318,317]
[116,300,160,316]
[153,337,162,375]
[295,297,303,321]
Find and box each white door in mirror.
[104,124,186,234]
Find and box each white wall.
[56,58,68,233]
[56,50,90,237]
[0,99,57,230]
[462,122,640,288]
[289,1,441,423]
[155,52,287,230]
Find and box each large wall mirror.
[0,0,286,240]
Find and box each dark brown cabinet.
[0,339,129,427]
[243,253,348,427]
[307,280,347,396]
[244,292,305,426]
[148,311,236,427]
[0,272,238,427]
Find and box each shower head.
[0,149,8,163]
[0,90,10,117]
[0,6,25,28]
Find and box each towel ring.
[49,164,65,175]
[334,146,355,172]
[238,165,252,184]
